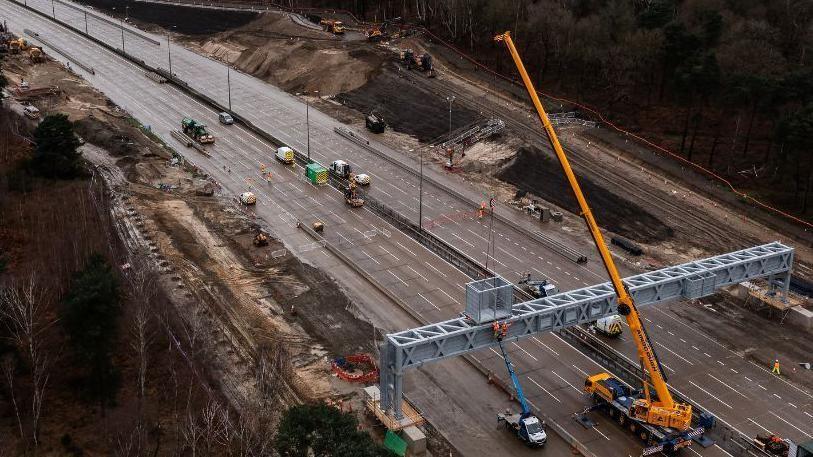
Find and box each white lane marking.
[439,289,457,303]
[407,265,429,282]
[788,402,797,408]
[379,246,400,261]
[466,228,489,243]
[688,381,733,409]
[360,250,380,265]
[551,371,581,393]
[450,232,475,247]
[707,374,748,399]
[388,270,408,286]
[769,411,813,437]
[592,426,611,441]
[655,342,694,365]
[512,342,538,362]
[804,412,813,418]
[417,293,440,311]
[395,241,417,257]
[527,376,561,403]
[571,364,588,377]
[531,337,559,356]
[747,418,773,434]
[758,384,767,391]
[773,393,782,399]
[425,262,448,278]
[744,376,753,382]
[497,246,523,262]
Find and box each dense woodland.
[288,0,813,220]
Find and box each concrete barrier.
[23,28,95,74]
[54,0,162,45]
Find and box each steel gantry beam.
[379,242,794,417]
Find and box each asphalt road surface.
[4,1,811,455]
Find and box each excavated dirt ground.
[337,67,482,142]
[187,12,386,95]
[497,145,675,243]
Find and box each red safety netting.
[332,353,379,383]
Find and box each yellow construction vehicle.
[9,38,26,54]
[320,19,344,35]
[344,179,364,207]
[496,31,701,454]
[29,47,43,63]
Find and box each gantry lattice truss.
[379,242,794,418]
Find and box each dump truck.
[181,117,214,144]
[320,19,344,34]
[305,163,328,185]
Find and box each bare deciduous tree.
[0,275,54,449]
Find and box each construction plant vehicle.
[754,434,790,456]
[496,31,704,455]
[275,146,295,164]
[320,19,344,35]
[344,180,364,207]
[9,38,25,54]
[591,315,624,337]
[239,192,256,205]
[401,49,435,77]
[253,230,269,247]
[29,47,43,63]
[493,324,547,447]
[365,113,386,133]
[181,117,214,144]
[330,159,352,178]
[518,273,557,298]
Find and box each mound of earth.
[197,13,384,95]
[338,69,482,142]
[497,146,675,243]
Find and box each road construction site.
[2,1,812,456]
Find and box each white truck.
[591,315,623,337]
[275,146,294,164]
[330,159,352,178]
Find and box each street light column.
[227,65,232,111]
[419,149,424,230]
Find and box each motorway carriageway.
[5,0,813,452]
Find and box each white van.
[275,146,294,164]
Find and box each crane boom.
[495,31,692,430]
[497,339,531,417]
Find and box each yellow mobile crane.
[495,32,701,453]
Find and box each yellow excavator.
[496,31,700,453]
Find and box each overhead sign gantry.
[378,241,794,419]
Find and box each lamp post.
[419,148,424,230]
[446,95,455,138]
[227,65,232,111]
[167,25,175,77]
[84,10,88,34]
[305,90,317,162]
[51,0,55,17]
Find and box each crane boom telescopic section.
[494,31,692,431]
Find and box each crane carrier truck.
[496,31,706,455]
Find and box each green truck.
[181,117,215,144]
[306,163,328,185]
